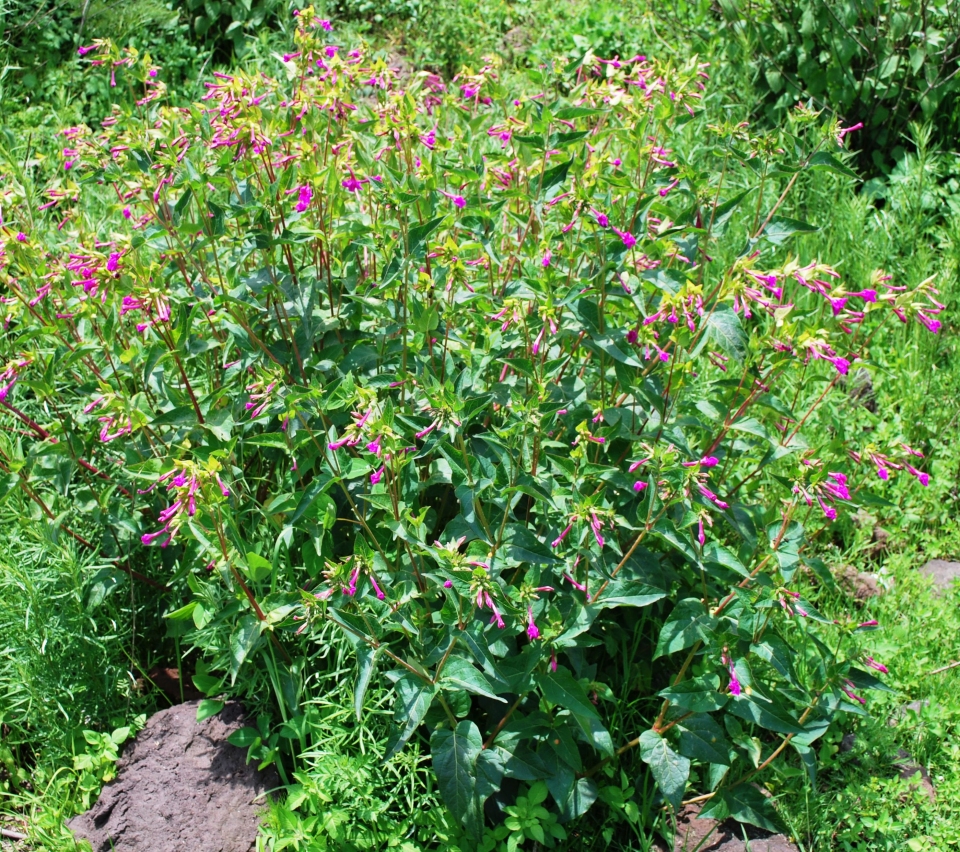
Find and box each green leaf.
[750,636,798,684]
[556,777,598,822]
[440,657,506,703]
[164,601,198,621]
[196,699,224,722]
[538,669,599,719]
[501,525,562,565]
[591,578,667,610]
[354,646,377,720]
[553,106,603,120]
[678,714,731,765]
[229,614,260,684]
[761,215,818,245]
[385,672,437,760]
[654,599,717,659]
[658,673,729,713]
[244,551,272,582]
[807,151,859,179]
[729,692,806,734]
[638,729,690,810]
[845,665,895,694]
[0,473,20,503]
[291,475,333,524]
[701,784,786,833]
[407,216,445,258]
[227,727,260,748]
[704,304,747,363]
[539,158,571,196]
[710,189,752,233]
[703,542,751,579]
[431,721,483,828]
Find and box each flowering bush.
[0,7,942,839]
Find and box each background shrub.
[711,0,960,172]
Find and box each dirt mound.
[67,700,277,852]
[663,803,795,852]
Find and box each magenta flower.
[415,419,439,440]
[542,249,552,267]
[122,207,132,219]
[526,606,540,641]
[370,575,385,600]
[864,656,888,674]
[15,232,26,242]
[551,522,573,548]
[907,464,930,486]
[366,436,381,456]
[633,481,647,492]
[842,679,866,705]
[728,663,742,696]
[319,18,332,30]
[370,466,384,485]
[106,252,121,272]
[590,512,605,548]
[614,228,636,248]
[295,185,312,213]
[659,178,679,197]
[342,177,364,192]
[837,122,863,146]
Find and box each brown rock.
[663,803,795,852]
[894,749,936,803]
[835,564,884,601]
[67,700,277,852]
[919,559,960,594]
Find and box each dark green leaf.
[440,657,506,703]
[658,674,729,713]
[385,673,437,760]
[639,729,690,810]
[845,665,895,693]
[701,784,786,833]
[761,215,818,245]
[407,216,445,258]
[538,669,599,719]
[354,646,377,720]
[654,599,716,659]
[729,693,806,734]
[556,777,598,822]
[431,721,483,827]
[678,714,731,765]
[704,304,747,363]
[807,151,859,179]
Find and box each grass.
[773,526,960,851]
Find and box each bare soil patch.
[67,700,277,852]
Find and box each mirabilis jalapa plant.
[0,5,942,838]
